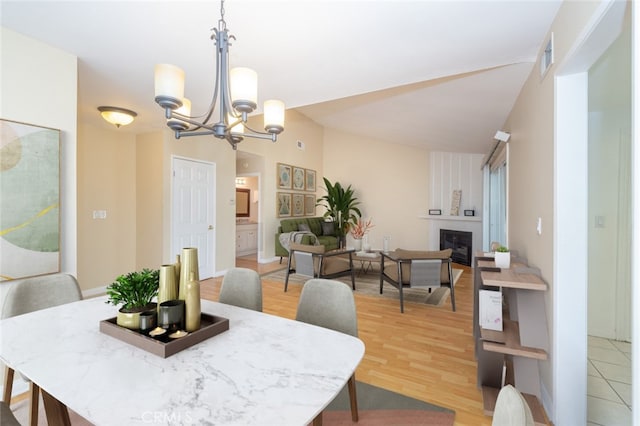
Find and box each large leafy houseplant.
[106,268,160,312]
[316,177,361,247]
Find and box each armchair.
[285,243,355,292]
[379,248,455,313]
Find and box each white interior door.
[172,157,215,279]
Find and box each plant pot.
[116,303,157,330]
[494,251,511,269]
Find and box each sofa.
[275,217,339,260]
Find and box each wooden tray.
[99,313,229,358]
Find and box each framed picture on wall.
[0,119,61,281]
[292,194,305,216]
[304,195,316,216]
[277,163,292,190]
[292,166,305,191]
[277,192,292,217]
[305,169,316,192]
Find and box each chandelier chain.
[219,0,226,30]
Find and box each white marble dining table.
[0,296,365,425]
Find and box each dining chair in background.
[1,273,82,426]
[219,267,263,311]
[295,278,359,424]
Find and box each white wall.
[587,15,632,339]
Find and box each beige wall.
[322,128,430,250]
[239,109,325,260]
[503,0,611,413]
[77,124,137,290]
[136,131,165,270]
[1,27,78,278]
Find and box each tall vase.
[158,264,177,310]
[179,247,199,300]
[185,272,201,332]
[353,238,362,251]
[174,254,181,284]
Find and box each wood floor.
[203,255,492,425]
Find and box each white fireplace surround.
[421,215,482,263]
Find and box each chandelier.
[154,0,285,149]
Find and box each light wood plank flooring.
[212,255,492,425]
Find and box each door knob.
[208,225,213,230]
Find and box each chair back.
[491,385,534,426]
[409,259,442,288]
[219,268,263,311]
[293,251,316,277]
[1,273,82,319]
[296,279,358,337]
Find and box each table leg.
[312,411,323,426]
[41,388,71,426]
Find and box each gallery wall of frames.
[276,163,317,218]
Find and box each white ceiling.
[1,0,562,154]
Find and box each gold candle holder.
[179,247,199,300]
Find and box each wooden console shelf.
[474,252,550,424]
[480,267,547,291]
[481,320,548,360]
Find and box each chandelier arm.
[176,130,217,138]
[243,123,278,138]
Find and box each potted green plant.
[106,268,160,329]
[316,177,362,248]
[494,245,511,269]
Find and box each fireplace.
[440,229,472,266]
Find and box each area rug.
[318,381,455,425]
[262,267,462,307]
[11,382,454,426]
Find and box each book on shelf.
[479,289,503,331]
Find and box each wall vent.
[540,32,554,78]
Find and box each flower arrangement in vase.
[350,218,374,251]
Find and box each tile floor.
[588,336,632,425]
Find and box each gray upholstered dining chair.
[219,267,263,311]
[295,279,359,424]
[380,248,455,313]
[1,273,82,426]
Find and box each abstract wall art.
[0,119,60,281]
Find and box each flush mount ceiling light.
[154,0,285,150]
[98,106,137,128]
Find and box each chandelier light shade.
[98,106,137,128]
[154,0,285,149]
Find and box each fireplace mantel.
[420,215,483,262]
[419,215,481,223]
